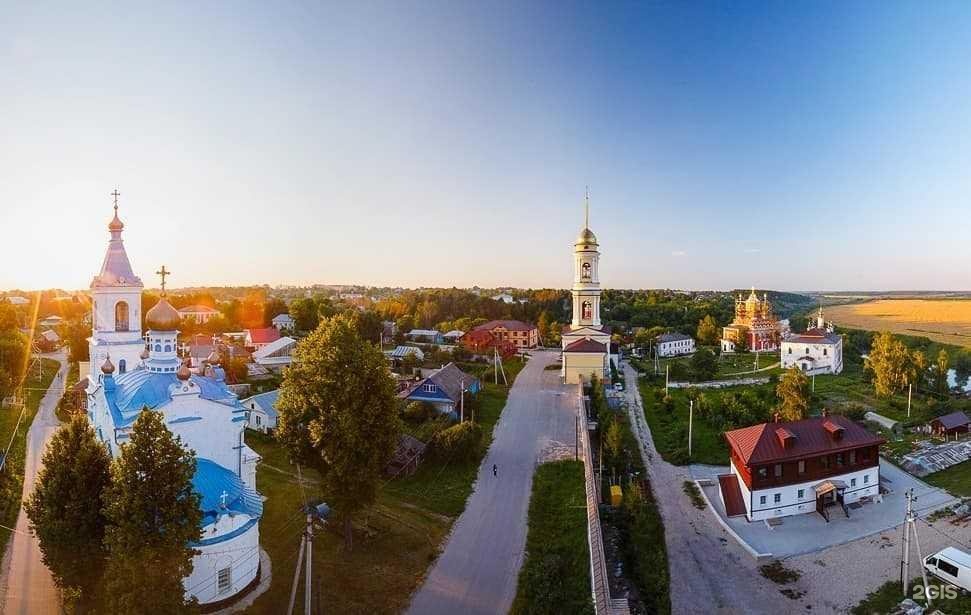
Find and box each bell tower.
[571,191,601,328]
[88,190,145,381]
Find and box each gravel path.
[623,361,971,614]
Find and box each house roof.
[562,323,612,335]
[473,320,536,332]
[271,313,294,323]
[242,389,280,419]
[390,345,424,359]
[399,362,478,403]
[724,414,884,466]
[563,338,607,353]
[253,336,296,360]
[246,327,281,344]
[443,329,465,338]
[786,329,841,345]
[39,329,59,342]
[5,296,29,305]
[933,411,971,430]
[178,305,218,314]
[407,329,441,337]
[657,332,692,343]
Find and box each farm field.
[827,299,971,348]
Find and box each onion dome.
[108,207,124,232]
[207,349,220,364]
[101,355,115,375]
[146,297,181,331]
[177,359,191,381]
[575,227,598,247]
[140,347,150,360]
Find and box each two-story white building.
[656,332,695,357]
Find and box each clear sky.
[3,2,971,292]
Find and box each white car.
[924,547,971,592]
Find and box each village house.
[459,329,517,358]
[442,329,465,344]
[398,362,480,418]
[242,390,279,433]
[656,332,695,357]
[4,296,29,305]
[252,336,297,372]
[930,411,971,439]
[389,345,424,363]
[177,304,220,324]
[271,313,295,331]
[244,327,281,351]
[719,413,884,522]
[781,307,843,375]
[470,320,538,350]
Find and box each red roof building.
[459,329,517,358]
[469,320,538,349]
[720,413,884,522]
[245,327,281,350]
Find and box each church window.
[164,344,172,353]
[582,301,592,320]
[217,567,232,593]
[155,344,162,352]
[823,348,828,356]
[115,301,130,332]
[118,359,126,374]
[581,262,591,280]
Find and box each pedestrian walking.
[493,464,498,477]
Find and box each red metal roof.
[472,319,536,332]
[718,474,746,517]
[563,338,607,353]
[246,327,281,344]
[725,415,884,466]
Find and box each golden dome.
[140,347,150,360]
[108,206,124,232]
[177,359,191,381]
[101,355,115,375]
[575,227,598,246]
[146,297,181,331]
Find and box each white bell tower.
[571,191,601,328]
[88,191,145,381]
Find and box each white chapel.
[85,197,263,605]
[561,198,614,384]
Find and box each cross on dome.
[220,490,229,508]
[156,265,171,295]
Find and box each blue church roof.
[104,368,240,427]
[193,458,263,522]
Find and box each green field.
[246,357,527,614]
[637,380,731,466]
[923,459,971,497]
[511,460,593,615]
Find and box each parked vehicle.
[924,547,971,592]
[614,382,624,392]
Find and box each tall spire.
[584,186,590,229]
[108,189,124,234]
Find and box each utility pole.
[688,399,694,458]
[908,383,913,419]
[305,509,312,615]
[665,364,669,395]
[460,377,465,423]
[899,489,932,606]
[812,373,816,393]
[287,534,306,615]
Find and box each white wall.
[747,464,879,521]
[781,338,843,375]
[657,338,695,357]
[185,519,260,604]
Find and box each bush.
[427,422,483,464]
[403,401,437,423]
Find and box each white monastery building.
[781,307,843,375]
[85,199,263,606]
[656,332,695,357]
[561,198,614,384]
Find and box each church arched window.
[115,301,130,332]
[582,301,592,320]
[155,344,162,352]
[581,262,591,280]
[118,359,126,374]
[164,344,172,353]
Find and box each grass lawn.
[638,380,730,466]
[808,361,939,425]
[245,356,527,614]
[923,458,971,497]
[0,357,59,556]
[851,577,971,614]
[510,460,592,615]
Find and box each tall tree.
[276,313,401,549]
[0,302,27,399]
[537,311,551,346]
[911,350,929,391]
[865,332,913,397]
[696,315,719,346]
[932,348,951,399]
[690,348,718,382]
[776,367,810,421]
[289,297,319,332]
[102,410,201,615]
[25,416,112,610]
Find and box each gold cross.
[156,265,170,294]
[111,189,120,212]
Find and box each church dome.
[101,355,115,375]
[575,227,598,246]
[108,209,124,232]
[177,359,191,381]
[146,297,181,331]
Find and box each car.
[924,547,971,593]
[613,382,624,392]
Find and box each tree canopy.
[776,367,810,421]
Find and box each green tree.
[912,350,929,390]
[0,301,28,399]
[690,348,718,382]
[604,419,624,466]
[276,314,401,549]
[289,297,320,332]
[350,309,384,345]
[865,332,913,397]
[102,410,201,615]
[537,311,551,346]
[696,315,719,346]
[25,416,112,610]
[932,348,950,399]
[776,367,810,421]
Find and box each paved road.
[408,351,577,615]
[0,351,67,615]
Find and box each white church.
[85,200,263,605]
[781,307,843,375]
[561,200,615,384]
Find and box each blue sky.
[2,2,971,291]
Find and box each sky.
[2,2,971,292]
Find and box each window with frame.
[759,495,766,505]
[797,489,804,499]
[773,493,781,504]
[821,456,830,469]
[851,478,857,487]
[773,464,783,478]
[864,474,869,484]
[836,453,844,466]
[757,467,768,479]
[849,451,856,464]
[423,384,437,393]
[217,567,232,593]
[798,460,806,474]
